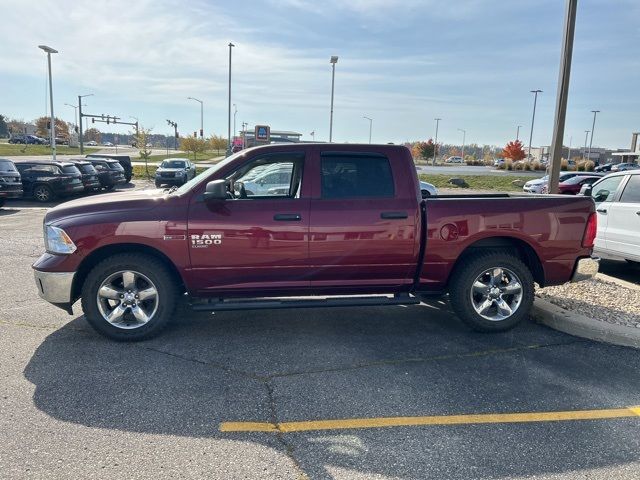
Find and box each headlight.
[44,225,77,254]
[176,171,185,176]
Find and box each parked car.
[444,156,464,164]
[32,143,598,341]
[557,174,603,195]
[0,159,23,208]
[594,162,614,173]
[611,162,640,172]
[154,159,197,187]
[67,160,102,192]
[14,160,84,202]
[523,172,597,194]
[86,158,127,191]
[102,142,114,146]
[493,158,505,168]
[86,154,133,182]
[580,171,640,264]
[8,134,46,145]
[85,141,98,147]
[419,181,438,197]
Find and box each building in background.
[240,129,302,148]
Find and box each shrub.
[505,160,514,171]
[584,160,595,172]
[561,159,568,171]
[532,161,542,171]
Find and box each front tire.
[81,254,178,341]
[448,251,534,332]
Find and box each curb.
[531,297,640,349]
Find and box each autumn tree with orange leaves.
[501,140,526,161]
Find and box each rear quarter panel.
[419,195,595,289]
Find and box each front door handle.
[381,211,408,219]
[596,208,608,214]
[274,213,301,221]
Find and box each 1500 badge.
[190,233,222,248]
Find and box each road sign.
[255,125,270,143]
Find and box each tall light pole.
[433,118,441,166]
[64,103,85,130]
[587,110,600,163]
[457,128,466,160]
[227,42,235,156]
[329,55,338,142]
[39,45,58,160]
[528,89,543,160]
[583,130,590,163]
[233,103,237,141]
[77,93,94,154]
[516,125,522,141]
[241,121,247,149]
[567,135,572,161]
[187,97,203,138]
[363,116,372,144]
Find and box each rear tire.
[448,250,534,332]
[0,198,5,208]
[81,254,178,341]
[33,185,54,202]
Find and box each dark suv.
[0,159,23,208]
[86,154,133,182]
[67,160,102,192]
[9,134,46,145]
[87,158,127,190]
[14,161,84,202]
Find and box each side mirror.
[203,180,227,201]
[579,184,593,196]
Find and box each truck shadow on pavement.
[24,302,640,480]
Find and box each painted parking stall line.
[220,405,640,433]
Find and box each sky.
[1,0,639,149]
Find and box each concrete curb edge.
[531,297,640,349]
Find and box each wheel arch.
[71,243,186,302]
[450,236,545,287]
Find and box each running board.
[190,293,419,312]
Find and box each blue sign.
[255,125,270,142]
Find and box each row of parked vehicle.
[0,154,133,206]
[522,166,639,195]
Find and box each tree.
[502,140,526,161]
[83,128,102,143]
[34,116,69,139]
[0,115,8,138]
[181,136,208,161]
[132,127,154,178]
[415,139,436,162]
[209,134,227,155]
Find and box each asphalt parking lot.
[2,204,640,479]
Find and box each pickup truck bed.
[32,143,598,340]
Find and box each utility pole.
[363,116,372,144]
[227,42,235,156]
[39,45,58,161]
[583,130,590,162]
[528,89,543,161]
[587,110,600,163]
[433,118,441,166]
[329,56,339,142]
[458,128,466,161]
[241,121,247,149]
[167,120,178,150]
[516,125,522,141]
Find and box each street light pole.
[39,45,58,161]
[329,56,338,142]
[583,130,590,163]
[458,128,466,161]
[187,97,204,138]
[528,89,543,161]
[363,116,372,144]
[241,121,247,149]
[516,125,522,141]
[233,104,237,141]
[227,42,235,156]
[588,110,600,163]
[433,118,441,166]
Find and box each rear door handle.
[274,213,301,221]
[596,208,608,214]
[381,211,408,219]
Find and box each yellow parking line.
[220,405,640,433]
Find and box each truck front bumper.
[571,257,599,282]
[33,269,75,309]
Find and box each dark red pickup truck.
[33,144,599,340]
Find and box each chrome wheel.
[96,270,159,330]
[470,267,523,321]
[34,186,51,202]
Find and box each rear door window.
[321,154,394,199]
[619,175,640,203]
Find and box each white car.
[85,140,98,146]
[419,181,438,197]
[523,172,595,194]
[585,171,640,263]
[102,141,114,146]
[242,168,292,196]
[444,156,464,164]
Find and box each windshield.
[160,160,186,168]
[174,150,247,195]
[62,165,82,175]
[0,160,17,172]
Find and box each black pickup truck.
[14,160,84,202]
[0,159,23,208]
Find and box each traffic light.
[74,126,78,133]
[200,129,203,138]
[107,117,110,125]
[193,131,197,138]
[47,121,51,129]
[92,118,95,123]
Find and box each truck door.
[605,174,640,261]
[307,150,420,288]
[591,174,626,253]
[186,151,311,295]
